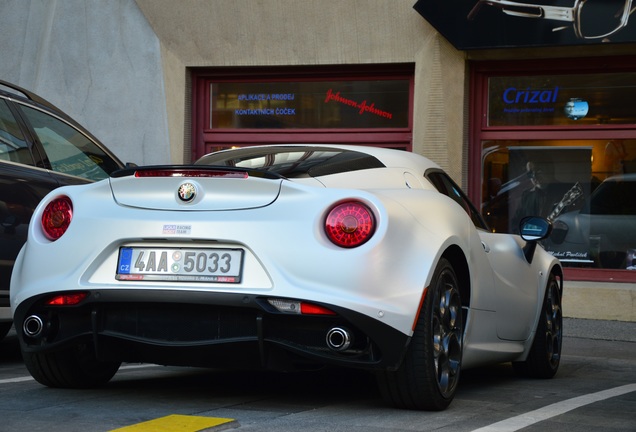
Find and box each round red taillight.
[325,201,375,248]
[41,196,73,241]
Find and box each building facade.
[1,0,634,320]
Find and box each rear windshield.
[195,146,385,178]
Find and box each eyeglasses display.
[468,0,634,40]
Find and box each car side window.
[427,171,489,230]
[0,100,31,164]
[19,105,117,181]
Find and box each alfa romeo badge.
[177,182,197,202]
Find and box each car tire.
[512,272,562,378]
[377,258,463,410]
[22,342,120,388]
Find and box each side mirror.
[519,216,552,241]
[519,216,552,263]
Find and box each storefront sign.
[237,93,295,101]
[324,89,394,119]
[486,72,636,126]
[234,94,297,116]
[495,85,560,118]
[503,87,559,105]
[234,108,296,116]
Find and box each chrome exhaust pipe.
[326,327,351,351]
[23,315,44,337]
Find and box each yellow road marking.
[109,414,234,431]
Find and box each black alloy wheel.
[513,272,562,378]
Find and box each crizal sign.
[501,87,589,120]
[501,86,560,115]
[503,86,559,104]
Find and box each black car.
[0,80,127,339]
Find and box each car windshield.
[195,146,385,178]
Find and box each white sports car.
[11,145,563,410]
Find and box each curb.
[563,281,636,322]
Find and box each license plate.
[116,247,244,283]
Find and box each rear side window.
[427,171,489,230]
[20,105,120,180]
[0,100,30,164]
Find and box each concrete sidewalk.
[564,317,636,342]
[563,281,636,322]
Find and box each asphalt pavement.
[1,317,635,432]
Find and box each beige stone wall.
[412,33,467,185]
[135,0,467,183]
[136,0,430,66]
[159,45,188,165]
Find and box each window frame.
[191,65,415,161]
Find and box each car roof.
[0,79,66,114]
[195,144,441,178]
[603,173,636,182]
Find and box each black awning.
[413,0,636,50]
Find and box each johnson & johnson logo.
[324,89,393,119]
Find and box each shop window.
[482,140,636,271]
[471,58,636,280]
[191,66,414,160]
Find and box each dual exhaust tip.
[23,315,353,352]
[23,315,44,338]
[326,327,351,351]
